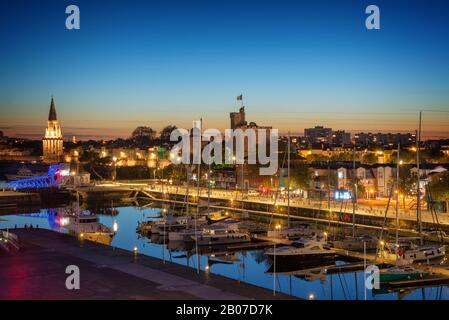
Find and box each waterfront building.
[355,132,416,147]
[304,126,333,144]
[332,130,352,146]
[42,96,63,163]
[95,146,170,169]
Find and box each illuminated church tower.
[43,96,63,163]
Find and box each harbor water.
[1,204,449,300]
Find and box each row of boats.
[138,210,447,285]
[138,211,253,246]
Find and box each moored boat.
[265,237,336,267]
[193,224,251,246]
[403,244,446,263]
[61,211,114,245]
[5,166,41,181]
[379,265,429,283]
[330,235,378,251]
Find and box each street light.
[112,156,118,181]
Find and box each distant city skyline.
[1,0,448,140]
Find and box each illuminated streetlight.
[113,221,118,233]
[308,293,315,300]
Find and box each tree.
[398,165,415,197]
[160,125,178,142]
[132,126,156,139]
[391,150,415,164]
[290,164,313,189]
[428,171,449,213]
[305,154,330,163]
[362,153,377,165]
[330,152,353,162]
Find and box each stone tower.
[43,96,63,163]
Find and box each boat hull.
[194,235,251,246]
[379,272,426,283]
[265,252,336,269]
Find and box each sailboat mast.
[207,162,211,210]
[352,144,356,237]
[287,132,291,228]
[396,143,400,246]
[417,111,423,244]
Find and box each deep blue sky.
[0,0,448,139]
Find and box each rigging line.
[337,273,348,300]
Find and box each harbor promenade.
[101,181,449,226]
[0,228,294,300]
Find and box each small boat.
[403,244,446,263]
[379,265,429,283]
[150,215,205,234]
[5,166,40,181]
[206,209,232,223]
[193,224,251,246]
[265,237,336,266]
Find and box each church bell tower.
[43,96,63,163]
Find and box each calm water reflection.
[1,205,448,300]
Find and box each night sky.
[0,0,448,139]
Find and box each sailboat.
[401,114,446,263]
[266,133,321,240]
[327,145,379,251]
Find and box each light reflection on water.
[1,205,448,300]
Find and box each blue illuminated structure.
[7,164,70,189]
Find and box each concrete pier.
[0,229,294,300]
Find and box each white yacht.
[193,224,251,246]
[170,219,241,242]
[265,237,336,266]
[61,212,114,245]
[5,166,39,181]
[150,215,190,234]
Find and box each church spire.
[48,95,57,121]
